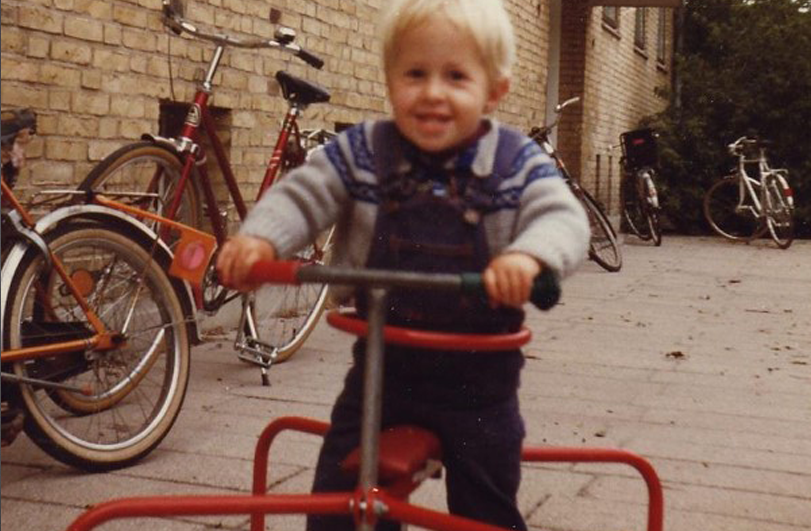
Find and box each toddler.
[217,0,590,529]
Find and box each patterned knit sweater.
[240,119,590,287]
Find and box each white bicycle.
[703,136,795,249]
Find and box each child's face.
[387,16,508,153]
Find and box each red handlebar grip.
[247,260,301,285]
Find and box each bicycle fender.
[0,204,201,343]
[769,171,794,208]
[141,133,193,156]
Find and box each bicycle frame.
[155,61,305,245]
[729,148,771,218]
[1,181,120,368]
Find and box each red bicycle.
[66,262,664,531]
[78,0,335,377]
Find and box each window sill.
[601,21,621,39]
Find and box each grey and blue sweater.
[240,119,590,287]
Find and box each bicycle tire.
[250,226,335,363]
[3,222,190,471]
[79,142,203,242]
[763,174,794,249]
[643,176,663,246]
[621,176,652,241]
[580,189,622,272]
[703,176,765,242]
[647,207,663,247]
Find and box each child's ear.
[484,77,510,114]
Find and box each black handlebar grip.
[529,269,561,310]
[460,269,561,311]
[297,48,324,69]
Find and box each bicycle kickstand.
[234,293,277,386]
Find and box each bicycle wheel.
[3,222,190,471]
[250,226,335,362]
[703,176,765,241]
[763,174,794,249]
[79,142,203,242]
[580,190,622,272]
[622,177,652,241]
[647,207,663,247]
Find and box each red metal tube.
[521,446,664,531]
[251,416,330,531]
[66,492,351,531]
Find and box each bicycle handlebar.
[161,0,324,69]
[727,136,771,156]
[248,261,561,311]
[529,96,581,143]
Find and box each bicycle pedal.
[236,350,272,368]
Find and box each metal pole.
[357,287,388,531]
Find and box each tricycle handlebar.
[248,261,561,311]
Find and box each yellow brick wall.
[1,0,551,204]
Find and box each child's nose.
[421,76,445,101]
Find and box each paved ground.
[2,235,809,531]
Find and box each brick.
[74,0,112,19]
[49,90,72,111]
[88,140,124,161]
[0,4,17,25]
[121,28,157,52]
[109,97,146,119]
[30,160,75,184]
[98,117,119,138]
[71,91,110,115]
[1,83,48,108]
[1,57,38,83]
[92,51,129,74]
[146,56,170,78]
[113,5,147,28]
[51,40,92,65]
[46,138,87,161]
[26,35,49,58]
[1,28,26,53]
[119,119,150,138]
[18,6,63,34]
[64,16,104,42]
[103,23,122,45]
[79,69,99,90]
[58,115,98,138]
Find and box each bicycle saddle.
[275,71,331,106]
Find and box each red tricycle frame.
[66,264,663,531]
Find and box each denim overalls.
[308,122,529,531]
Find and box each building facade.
[1,0,675,220]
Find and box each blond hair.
[379,0,516,86]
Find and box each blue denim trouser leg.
[306,349,526,531]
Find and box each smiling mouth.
[415,114,450,132]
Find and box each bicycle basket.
[620,128,657,170]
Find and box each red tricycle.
[67,262,663,531]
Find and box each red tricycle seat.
[341,425,442,484]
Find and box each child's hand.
[216,235,277,292]
[483,253,543,308]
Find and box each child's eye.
[405,68,425,79]
[448,70,468,81]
